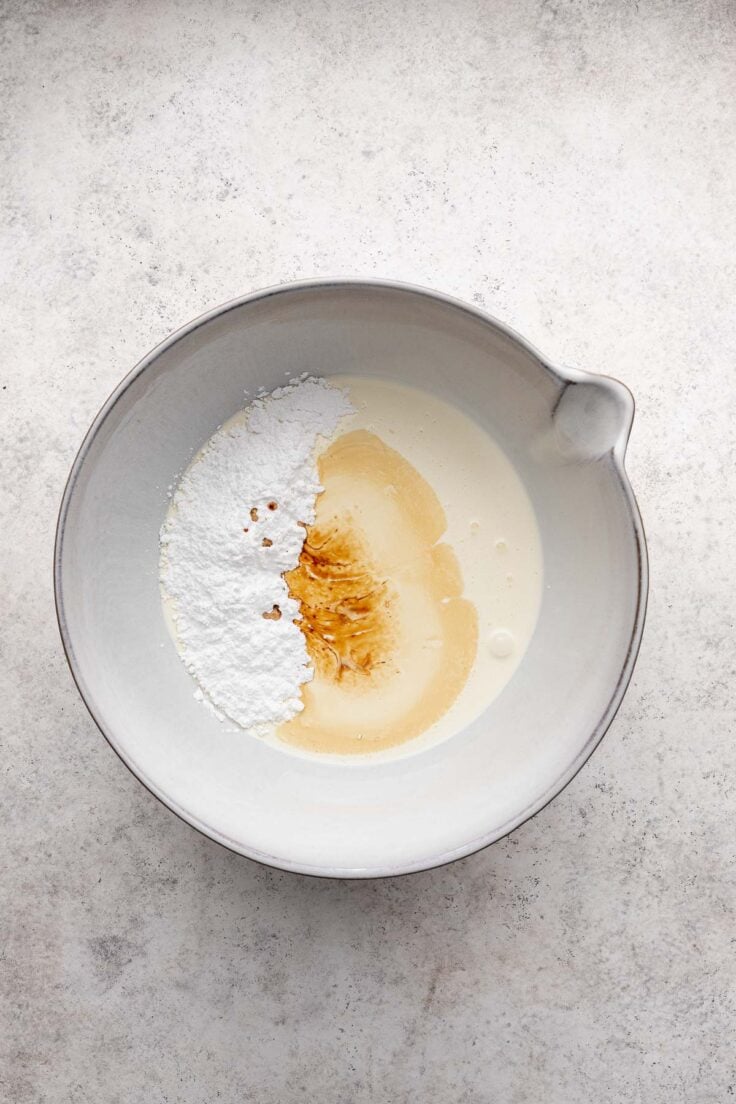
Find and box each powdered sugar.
[160,377,353,733]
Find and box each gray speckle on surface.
[1,1,735,1101]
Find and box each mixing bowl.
[55,280,647,876]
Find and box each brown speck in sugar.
[262,537,273,547]
[268,501,278,511]
[250,507,259,522]
[262,604,282,621]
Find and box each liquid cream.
[302,374,543,760]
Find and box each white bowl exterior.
[56,283,646,875]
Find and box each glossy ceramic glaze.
[55,280,648,877]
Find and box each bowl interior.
[57,284,644,875]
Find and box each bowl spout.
[552,375,635,462]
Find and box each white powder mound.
[160,377,353,733]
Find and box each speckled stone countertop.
[2,2,735,1101]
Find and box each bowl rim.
[54,277,649,878]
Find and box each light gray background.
[2,1,735,1100]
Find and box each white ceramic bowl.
[55,280,647,877]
